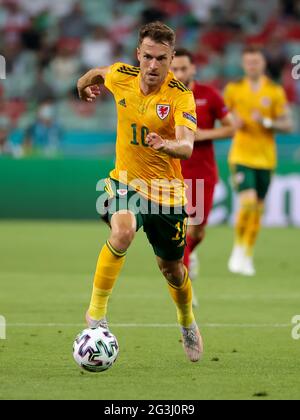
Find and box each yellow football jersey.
[224,76,288,169]
[104,62,197,207]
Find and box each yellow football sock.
[88,241,126,320]
[235,198,256,246]
[243,203,264,256]
[167,267,195,328]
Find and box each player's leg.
[184,224,206,307]
[157,257,203,362]
[183,224,206,276]
[183,180,215,275]
[87,210,136,327]
[232,189,258,275]
[184,181,215,306]
[144,209,203,362]
[240,170,272,275]
[229,165,258,274]
[239,198,262,276]
[184,179,215,270]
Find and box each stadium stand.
[0,0,299,157]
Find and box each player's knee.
[198,228,206,243]
[191,227,206,244]
[159,264,185,288]
[111,226,135,250]
[240,191,258,208]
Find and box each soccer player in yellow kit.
[77,22,203,362]
[224,46,293,276]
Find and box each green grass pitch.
[0,221,299,400]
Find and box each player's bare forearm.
[77,66,110,102]
[195,114,236,142]
[272,113,294,133]
[253,108,294,133]
[77,67,108,89]
[146,126,194,160]
[195,126,234,142]
[163,138,194,159]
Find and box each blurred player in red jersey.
[171,48,235,306]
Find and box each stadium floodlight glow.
[0,315,6,340]
[292,315,300,340]
[0,55,6,80]
[291,55,300,80]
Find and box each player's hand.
[145,132,166,151]
[252,110,263,124]
[252,110,273,130]
[78,84,101,102]
[232,111,246,130]
[234,116,246,130]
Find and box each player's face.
[137,38,175,88]
[171,56,196,86]
[243,53,266,79]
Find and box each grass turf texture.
[0,221,299,400]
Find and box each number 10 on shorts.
[172,219,188,241]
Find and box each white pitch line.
[5,323,291,329]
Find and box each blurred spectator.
[3,38,37,99]
[0,0,30,43]
[114,43,134,65]
[45,38,81,97]
[117,0,145,14]
[264,33,287,82]
[185,0,221,23]
[153,0,188,17]
[0,116,22,158]
[281,0,300,18]
[60,2,88,39]
[81,26,114,69]
[21,16,43,51]
[141,5,167,24]
[36,38,56,69]
[27,68,55,104]
[21,0,75,19]
[109,8,136,45]
[23,101,63,156]
[0,0,298,149]
[58,84,115,126]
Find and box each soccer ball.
[73,327,119,373]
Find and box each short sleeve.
[173,92,197,131]
[273,86,288,118]
[223,83,235,111]
[104,62,123,93]
[211,88,229,120]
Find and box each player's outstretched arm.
[195,113,236,142]
[146,126,194,160]
[264,107,294,133]
[251,106,294,133]
[77,66,110,102]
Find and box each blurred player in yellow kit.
[77,22,203,362]
[225,46,293,276]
